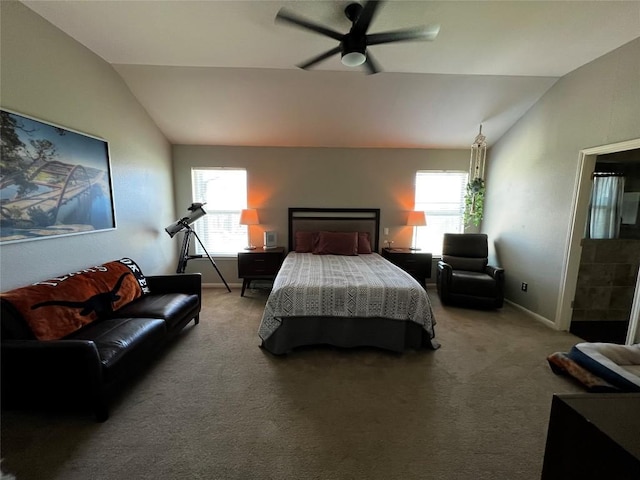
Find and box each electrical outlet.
[521,282,528,292]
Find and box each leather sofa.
[436,233,504,309]
[1,258,201,421]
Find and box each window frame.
[190,167,248,257]
[414,170,469,257]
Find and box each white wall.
[172,145,468,285]
[483,38,640,323]
[0,2,176,290]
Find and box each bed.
[258,208,439,355]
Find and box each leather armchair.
[436,233,504,309]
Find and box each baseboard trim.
[505,299,559,330]
[203,282,241,289]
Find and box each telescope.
[165,203,230,292]
[165,203,207,238]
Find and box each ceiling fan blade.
[276,9,344,41]
[363,51,382,75]
[366,25,440,46]
[297,46,342,70]
[352,0,383,37]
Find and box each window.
[414,171,468,256]
[191,168,247,255]
[586,173,625,239]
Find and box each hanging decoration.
[464,125,487,227]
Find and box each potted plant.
[464,177,485,227]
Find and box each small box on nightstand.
[263,231,278,249]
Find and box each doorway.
[556,139,640,345]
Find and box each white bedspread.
[258,252,435,341]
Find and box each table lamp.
[407,211,427,250]
[239,208,260,250]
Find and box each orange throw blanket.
[1,258,149,341]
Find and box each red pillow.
[358,232,372,254]
[295,231,318,253]
[313,231,358,256]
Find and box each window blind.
[414,170,468,255]
[191,168,247,255]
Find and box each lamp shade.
[407,211,427,226]
[239,208,259,225]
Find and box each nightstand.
[381,248,432,287]
[237,247,285,296]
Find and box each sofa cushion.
[70,317,166,383]
[114,293,200,331]
[0,258,149,341]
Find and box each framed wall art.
[0,109,116,244]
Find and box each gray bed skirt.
[260,316,440,355]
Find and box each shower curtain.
[586,174,625,239]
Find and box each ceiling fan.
[275,0,440,74]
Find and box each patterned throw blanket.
[1,258,149,341]
[259,252,435,341]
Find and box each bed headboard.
[288,208,381,252]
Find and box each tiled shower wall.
[572,239,640,322]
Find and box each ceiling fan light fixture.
[276,1,439,74]
[341,51,366,67]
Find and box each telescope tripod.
[177,225,231,292]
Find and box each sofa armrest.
[146,273,202,299]
[1,339,104,404]
[2,338,111,420]
[2,338,103,382]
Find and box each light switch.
[384,227,389,235]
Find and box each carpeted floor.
[1,286,583,480]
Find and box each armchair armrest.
[146,273,202,300]
[437,259,452,271]
[485,265,505,282]
[437,260,453,277]
[436,260,453,303]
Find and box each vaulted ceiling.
[22,1,640,148]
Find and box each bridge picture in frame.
[0,109,116,244]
